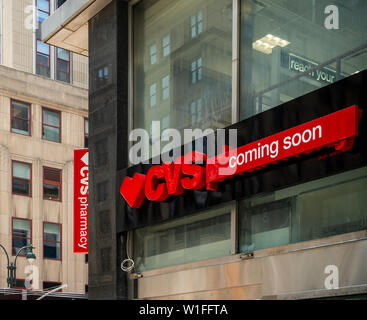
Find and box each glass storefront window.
[133,0,233,160]
[240,0,367,120]
[134,205,232,272]
[238,167,367,253]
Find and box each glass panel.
[15,280,26,289]
[37,10,49,22]
[36,63,50,78]
[12,102,29,119]
[56,0,67,8]
[44,241,61,259]
[43,282,61,290]
[37,53,50,67]
[43,109,59,127]
[85,119,89,135]
[13,219,31,237]
[12,118,29,135]
[12,178,31,196]
[13,162,31,179]
[37,0,49,12]
[240,0,367,120]
[238,166,367,252]
[44,184,60,201]
[134,206,231,272]
[12,219,31,255]
[162,35,170,57]
[57,58,69,73]
[56,70,70,83]
[37,40,49,55]
[133,0,232,160]
[150,83,156,107]
[44,224,61,241]
[12,238,31,255]
[57,48,69,61]
[43,125,60,142]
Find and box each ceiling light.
[253,34,290,54]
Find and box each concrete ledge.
[40,0,113,56]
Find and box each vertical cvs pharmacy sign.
[74,149,88,253]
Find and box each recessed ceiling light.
[253,34,290,54]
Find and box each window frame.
[161,75,170,101]
[149,43,157,65]
[149,83,157,107]
[12,217,32,257]
[43,222,62,261]
[191,57,203,84]
[43,281,62,291]
[162,34,170,57]
[36,0,50,23]
[43,166,62,202]
[15,279,27,289]
[12,160,32,197]
[56,47,71,75]
[10,99,31,136]
[36,39,51,69]
[191,10,203,39]
[42,107,61,143]
[55,0,67,9]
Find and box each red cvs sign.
[120,105,362,209]
[74,149,88,254]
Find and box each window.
[43,167,62,201]
[12,161,32,197]
[84,119,89,148]
[85,254,88,263]
[161,115,169,131]
[12,218,32,256]
[191,57,202,84]
[56,0,67,9]
[11,100,31,136]
[97,66,109,83]
[15,279,27,289]
[150,44,157,65]
[43,281,62,291]
[162,35,170,57]
[42,108,61,142]
[162,75,169,100]
[36,0,50,23]
[133,0,232,159]
[238,166,367,253]
[36,40,50,78]
[43,223,61,260]
[191,10,203,38]
[56,48,70,83]
[240,0,367,120]
[150,83,157,107]
[134,206,231,272]
[190,98,202,126]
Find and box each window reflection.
[134,206,231,272]
[240,0,367,120]
[133,0,232,161]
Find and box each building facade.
[42,0,367,299]
[0,0,88,294]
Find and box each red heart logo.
[120,173,146,208]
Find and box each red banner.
[120,105,362,208]
[74,149,88,254]
[206,105,363,183]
